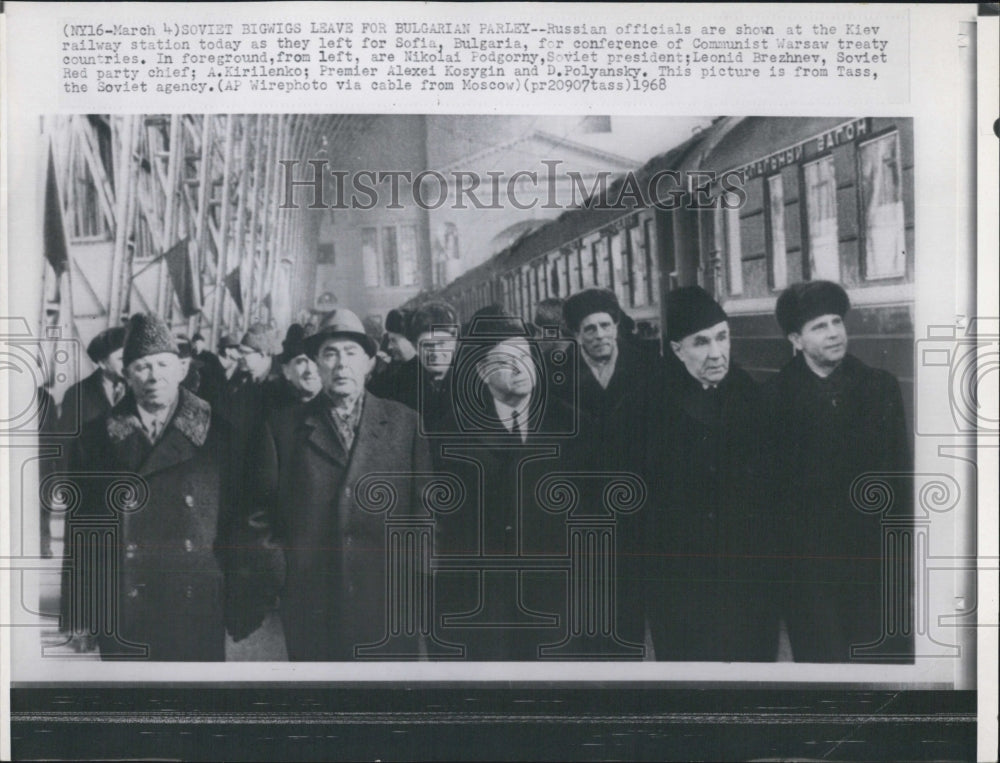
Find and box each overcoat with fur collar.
[62,388,233,661]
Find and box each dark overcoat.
[368,357,456,434]
[58,369,113,436]
[247,392,433,660]
[568,342,661,649]
[62,388,232,661]
[433,391,576,659]
[765,352,911,662]
[646,361,778,661]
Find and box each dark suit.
[61,388,233,661]
[246,392,433,660]
[766,352,912,663]
[433,391,576,659]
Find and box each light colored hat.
[304,308,377,357]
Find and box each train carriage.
[428,115,914,421]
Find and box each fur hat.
[122,313,179,368]
[304,308,377,358]
[665,286,729,342]
[86,326,126,364]
[239,323,279,356]
[384,308,411,336]
[775,280,850,335]
[405,301,459,344]
[563,288,621,333]
[278,323,308,364]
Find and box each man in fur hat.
[767,280,911,663]
[647,286,777,661]
[561,287,660,650]
[377,301,460,430]
[272,323,322,409]
[235,308,433,660]
[58,325,127,437]
[366,308,417,406]
[61,313,234,660]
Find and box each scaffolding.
[40,114,372,373]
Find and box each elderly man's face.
[98,347,125,382]
[125,352,184,412]
[790,313,848,373]
[386,331,416,363]
[283,354,322,399]
[315,337,374,399]
[476,337,537,405]
[575,312,618,363]
[239,348,272,381]
[417,329,458,378]
[671,321,731,387]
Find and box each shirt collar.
[492,396,530,428]
[136,396,177,434]
[582,342,619,388]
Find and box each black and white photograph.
[1,3,995,761]
[18,113,924,667]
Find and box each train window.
[522,266,532,320]
[644,218,660,305]
[381,227,400,286]
[766,175,787,290]
[571,246,582,291]
[803,155,841,281]
[628,224,648,307]
[557,252,569,296]
[362,227,380,287]
[610,231,628,305]
[398,225,419,287]
[586,239,602,288]
[859,132,906,280]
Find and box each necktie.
[147,419,161,443]
[113,382,125,405]
[511,409,525,443]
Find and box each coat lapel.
[106,389,211,477]
[84,371,112,414]
[138,426,199,477]
[301,397,348,468]
[343,394,385,484]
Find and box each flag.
[224,266,243,313]
[43,145,69,276]
[164,238,201,317]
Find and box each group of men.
[53,278,911,663]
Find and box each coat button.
[185,586,193,599]
[184,495,195,507]
[183,539,194,552]
[127,587,139,599]
[344,487,352,497]
[505,525,513,533]
[125,543,137,559]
